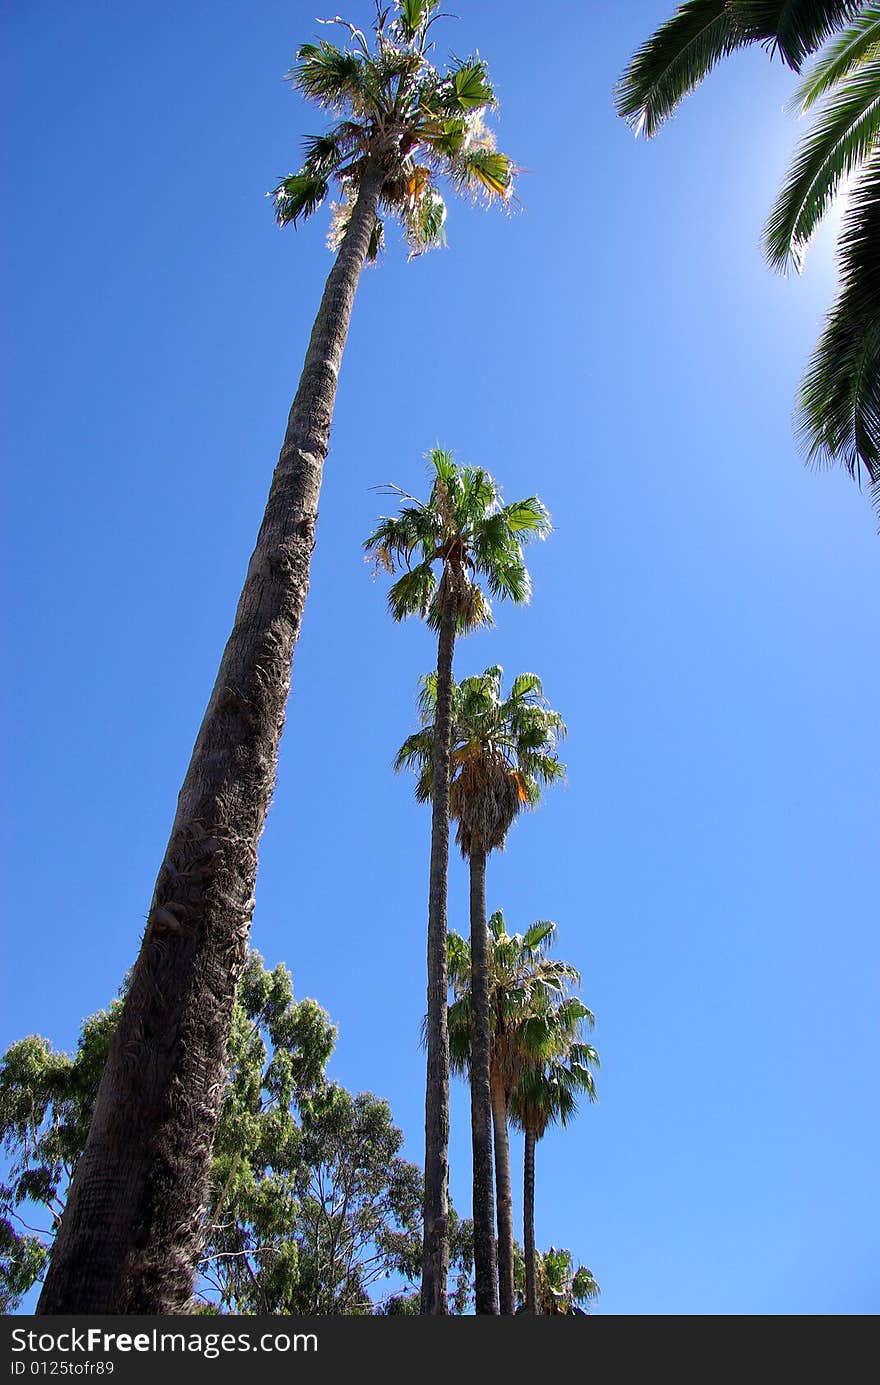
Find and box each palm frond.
[488,910,506,940]
[387,562,437,621]
[793,4,880,110]
[364,505,438,567]
[270,171,329,227]
[616,0,743,137]
[289,41,365,111]
[763,57,880,269]
[483,555,532,605]
[457,466,498,524]
[508,672,543,702]
[796,144,880,484]
[447,57,496,111]
[497,496,552,537]
[420,114,470,162]
[300,126,355,177]
[730,0,865,69]
[393,727,433,772]
[449,149,514,201]
[396,0,436,44]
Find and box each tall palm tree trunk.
[523,1127,538,1314]
[420,601,455,1315]
[468,847,498,1314]
[37,161,387,1316]
[490,1068,515,1314]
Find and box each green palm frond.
[420,115,470,162]
[617,1,863,136]
[447,994,473,1073]
[521,921,556,953]
[621,0,880,507]
[556,998,595,1030]
[396,0,436,44]
[457,465,497,523]
[793,4,880,109]
[796,143,880,484]
[450,149,515,201]
[508,673,542,702]
[482,556,531,606]
[764,57,880,269]
[387,562,436,621]
[497,496,552,536]
[448,58,496,112]
[300,124,360,177]
[730,0,865,69]
[488,910,506,940]
[363,504,439,568]
[270,172,329,227]
[615,0,742,136]
[447,930,471,986]
[289,41,365,110]
[393,727,435,802]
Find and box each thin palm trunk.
[523,1127,538,1314]
[468,847,498,1314]
[490,1066,515,1314]
[420,601,455,1315]
[37,162,387,1315]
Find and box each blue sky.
[3,0,878,1315]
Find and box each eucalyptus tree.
[510,1006,599,1315]
[398,667,564,1312]
[367,458,550,1313]
[617,1,880,512]
[38,2,517,1315]
[447,914,579,1315]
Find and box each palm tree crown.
[446,915,585,1083]
[509,1016,599,1142]
[617,0,880,501]
[271,1,515,257]
[520,1247,600,1316]
[396,665,565,856]
[365,450,551,634]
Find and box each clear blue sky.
[3,1,878,1316]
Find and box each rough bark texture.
[468,849,498,1314]
[524,1128,538,1315]
[491,1069,515,1315]
[419,604,455,1315]
[37,162,386,1316]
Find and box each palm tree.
[38,1,516,1317]
[399,668,565,1313]
[448,914,578,1314]
[510,1004,599,1315]
[368,461,550,1313]
[515,1246,600,1316]
[617,1,880,514]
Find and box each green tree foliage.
[0,954,469,1314]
